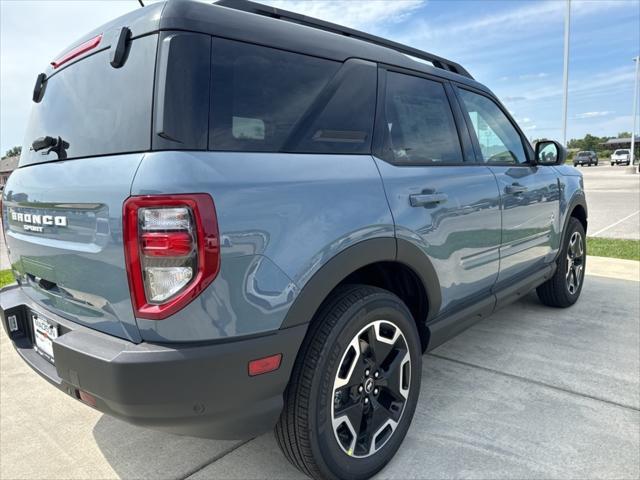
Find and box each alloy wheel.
[331,320,411,458]
[566,231,584,295]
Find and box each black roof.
[51,0,487,92]
[216,0,473,78]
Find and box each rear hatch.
[1,7,163,342]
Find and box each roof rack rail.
[215,0,474,79]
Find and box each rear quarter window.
[209,38,376,154]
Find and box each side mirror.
[534,140,566,165]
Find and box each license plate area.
[32,313,58,363]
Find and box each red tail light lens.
[51,34,103,69]
[141,231,193,257]
[123,194,220,320]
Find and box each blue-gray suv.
[0,1,587,478]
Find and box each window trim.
[451,83,534,167]
[372,65,471,167]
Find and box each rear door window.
[21,35,157,166]
[378,71,463,165]
[209,38,342,152]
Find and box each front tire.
[275,285,422,480]
[537,217,586,307]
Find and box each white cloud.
[400,0,628,47]
[575,114,635,137]
[575,111,614,119]
[263,0,425,30]
[519,73,549,80]
[496,67,636,103]
[502,96,527,103]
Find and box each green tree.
[3,146,21,158]
[616,131,632,138]
[567,138,583,149]
[581,134,601,151]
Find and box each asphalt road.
[581,164,640,240]
[1,257,638,480]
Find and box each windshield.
[577,152,591,157]
[20,35,157,166]
[614,149,630,155]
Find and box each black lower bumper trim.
[1,284,308,439]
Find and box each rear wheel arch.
[279,238,441,352]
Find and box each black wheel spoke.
[357,398,394,454]
[378,350,406,399]
[337,400,366,436]
[362,325,392,367]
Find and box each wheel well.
[339,262,430,351]
[571,204,587,232]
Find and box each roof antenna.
[138,0,145,6]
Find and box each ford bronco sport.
[1,1,587,479]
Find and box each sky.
[1,0,639,155]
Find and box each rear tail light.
[123,194,220,320]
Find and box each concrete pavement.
[582,165,640,240]
[1,255,638,480]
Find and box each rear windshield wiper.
[31,136,70,160]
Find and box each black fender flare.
[555,191,588,261]
[280,237,442,329]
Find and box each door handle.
[409,193,448,207]
[505,184,528,194]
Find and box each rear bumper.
[0,284,307,440]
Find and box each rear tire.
[275,285,422,480]
[537,217,586,308]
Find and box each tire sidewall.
[308,293,422,480]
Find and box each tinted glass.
[153,32,211,150]
[21,35,157,166]
[381,71,462,164]
[210,38,340,152]
[285,59,377,154]
[458,89,527,164]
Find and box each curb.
[586,255,640,282]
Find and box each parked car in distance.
[0,1,588,479]
[611,149,631,166]
[573,150,598,167]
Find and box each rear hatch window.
[20,34,157,166]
